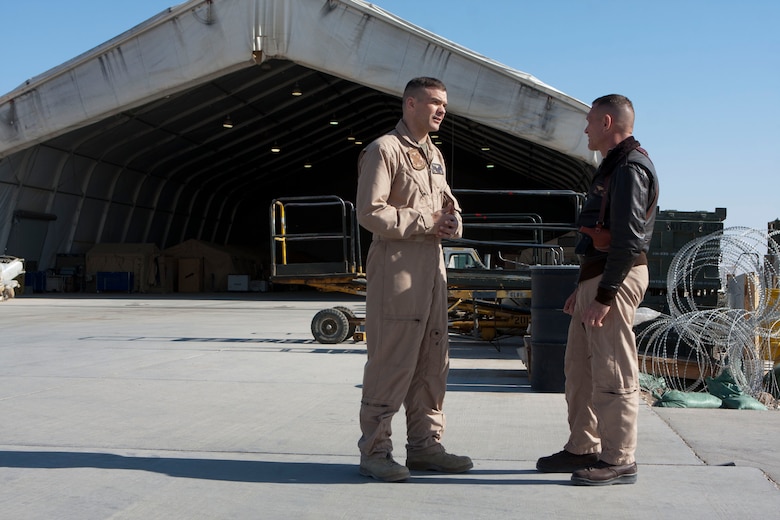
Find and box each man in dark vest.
[536,94,659,486]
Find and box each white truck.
[443,246,489,270]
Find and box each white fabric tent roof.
[0,0,597,271]
[0,0,594,162]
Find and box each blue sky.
[2,0,778,232]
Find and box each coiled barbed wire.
[639,227,780,400]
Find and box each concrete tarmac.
[1,292,779,519]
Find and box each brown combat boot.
[359,454,410,482]
[571,460,638,486]
[406,451,473,473]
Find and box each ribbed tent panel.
[0,0,597,273]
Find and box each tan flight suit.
[355,120,462,461]
[563,266,649,465]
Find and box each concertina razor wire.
[637,227,780,399]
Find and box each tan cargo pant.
[358,237,449,460]
[563,265,648,466]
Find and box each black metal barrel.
[530,265,579,392]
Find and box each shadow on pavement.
[0,451,564,485]
[1,451,363,484]
[447,368,531,393]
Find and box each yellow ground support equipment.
[270,196,570,344]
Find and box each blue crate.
[24,271,46,293]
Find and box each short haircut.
[592,94,634,115]
[403,77,446,99]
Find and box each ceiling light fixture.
[481,143,490,151]
[486,163,495,169]
[329,115,339,126]
[303,162,313,169]
[222,115,233,129]
[291,82,302,96]
[270,142,281,153]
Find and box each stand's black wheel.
[333,306,358,339]
[311,308,350,344]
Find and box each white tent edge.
[0,0,598,166]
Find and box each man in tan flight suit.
[355,77,473,482]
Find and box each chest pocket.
[387,150,432,205]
